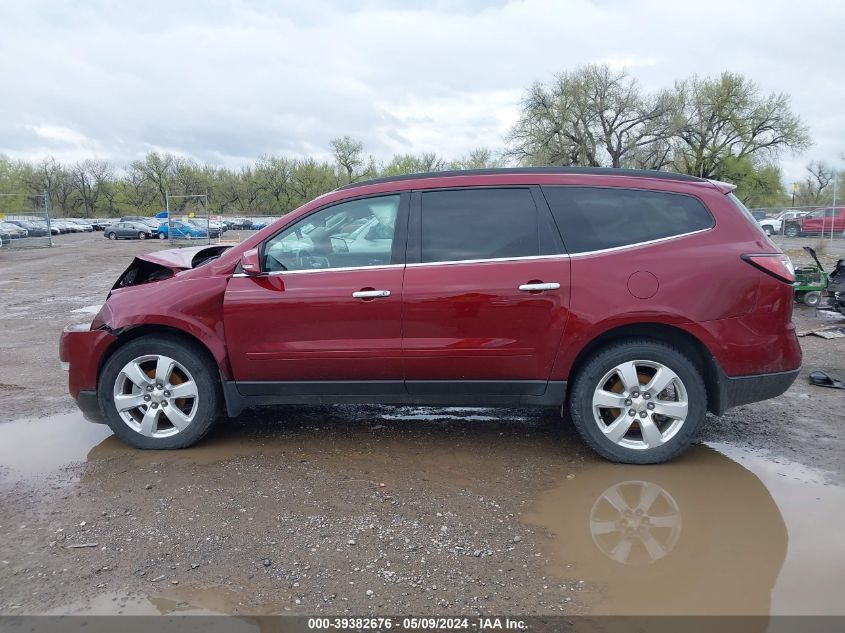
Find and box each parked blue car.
[250,220,268,230]
[156,220,208,240]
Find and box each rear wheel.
[784,224,800,238]
[98,335,221,449]
[138,231,147,240]
[568,339,707,464]
[763,226,774,236]
[158,232,166,240]
[804,291,822,307]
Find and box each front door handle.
[518,282,560,292]
[352,289,391,299]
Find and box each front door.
[401,187,570,396]
[223,193,408,393]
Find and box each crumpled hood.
[137,245,232,270]
[110,244,233,294]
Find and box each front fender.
[100,275,232,379]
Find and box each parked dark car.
[224,217,252,230]
[6,220,49,237]
[0,222,28,238]
[104,221,155,240]
[61,167,801,464]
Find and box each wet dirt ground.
[1,232,845,617]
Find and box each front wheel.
[568,339,707,464]
[107,232,117,240]
[158,232,167,240]
[763,226,774,236]
[784,225,800,238]
[138,231,147,240]
[98,335,221,449]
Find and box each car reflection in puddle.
[524,445,789,616]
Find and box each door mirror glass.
[240,248,261,275]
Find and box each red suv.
[784,206,845,237]
[60,168,801,464]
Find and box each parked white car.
[758,209,807,236]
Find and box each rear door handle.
[518,282,560,292]
[352,290,391,299]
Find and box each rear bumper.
[714,368,800,415]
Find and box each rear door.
[401,187,570,396]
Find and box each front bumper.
[714,367,800,415]
[59,323,117,403]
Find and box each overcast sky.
[1,0,843,184]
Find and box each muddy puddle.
[0,412,113,481]
[2,409,845,616]
[524,443,845,615]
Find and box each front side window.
[543,186,714,254]
[263,195,400,272]
[420,188,539,263]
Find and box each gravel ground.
[1,231,844,617]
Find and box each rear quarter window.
[541,186,714,254]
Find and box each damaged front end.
[61,244,234,422]
[110,244,232,294]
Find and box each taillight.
[742,253,795,283]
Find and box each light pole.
[831,172,837,245]
[791,182,797,207]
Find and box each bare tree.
[123,163,157,210]
[331,136,369,184]
[71,160,111,217]
[674,72,811,179]
[506,65,677,168]
[798,161,834,204]
[131,152,175,209]
[449,147,506,170]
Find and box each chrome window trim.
[232,263,404,278]
[406,254,570,267]
[230,227,711,277]
[566,227,713,258]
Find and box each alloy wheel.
[591,360,688,450]
[112,354,199,438]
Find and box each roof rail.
[338,167,707,190]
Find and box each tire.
[138,231,147,240]
[158,232,167,240]
[97,335,222,449]
[784,225,800,238]
[803,291,822,307]
[107,232,117,240]
[567,338,707,464]
[763,226,774,236]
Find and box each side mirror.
[240,248,261,275]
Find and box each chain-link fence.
[162,193,219,245]
[749,205,845,240]
[0,192,53,248]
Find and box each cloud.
[0,0,843,184]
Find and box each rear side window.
[542,186,714,254]
[420,188,538,263]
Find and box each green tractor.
[793,246,829,307]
